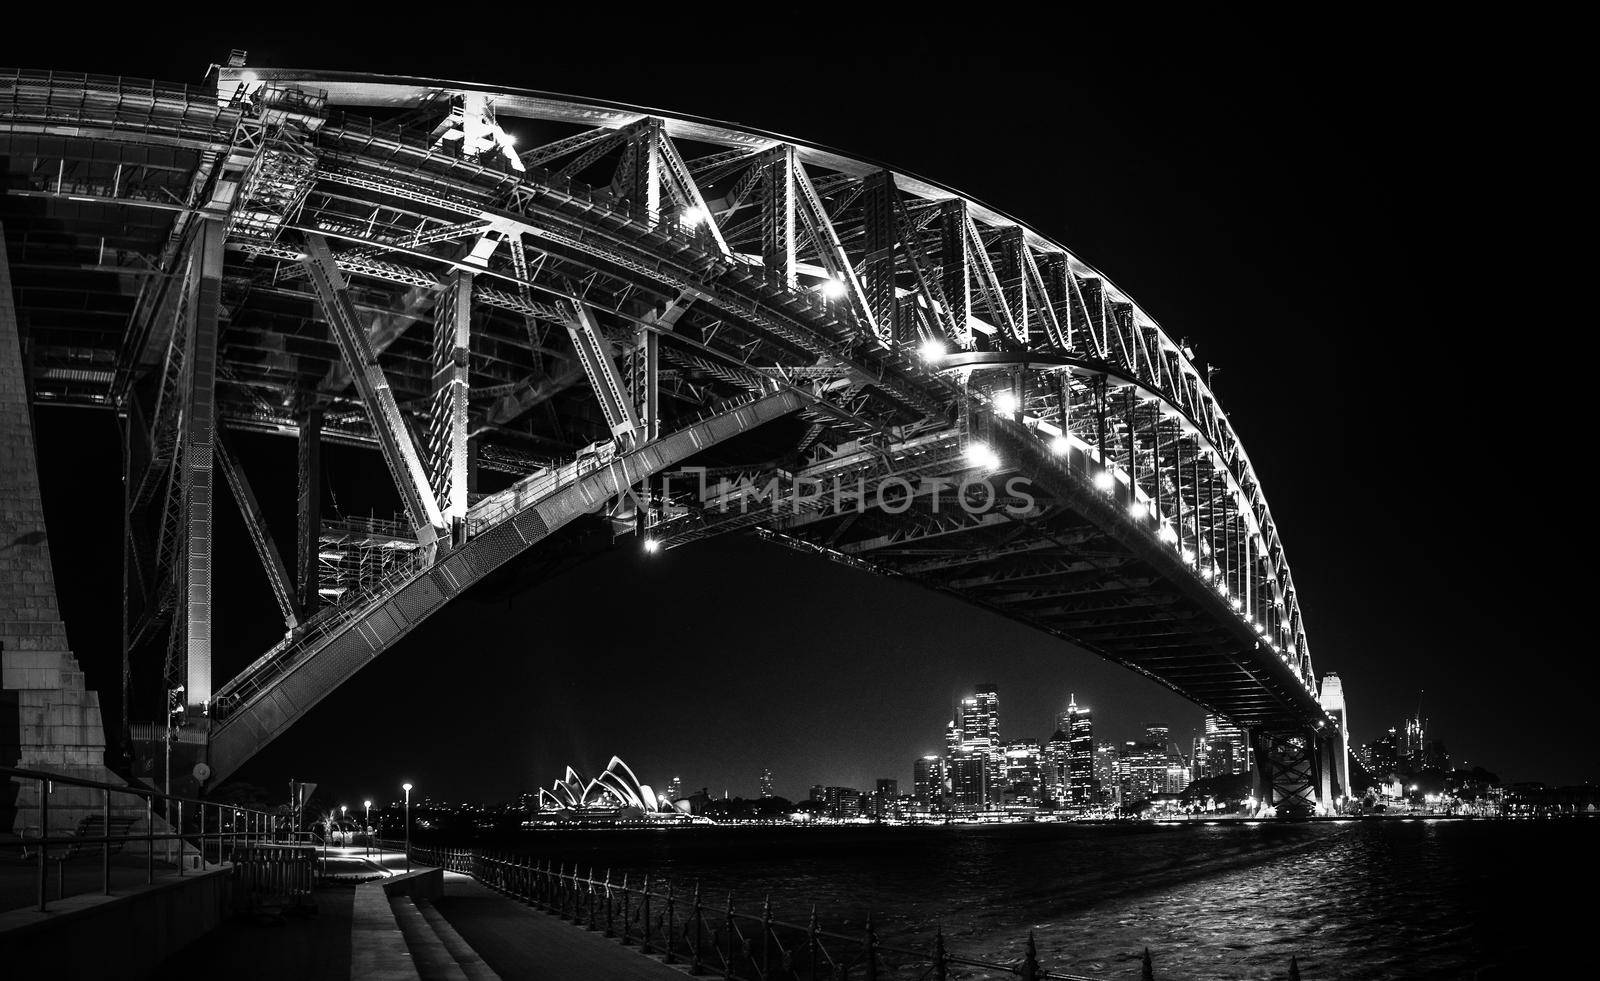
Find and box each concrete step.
[417,898,501,980]
[352,880,421,980]
[391,895,467,981]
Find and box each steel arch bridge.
[0,59,1346,812]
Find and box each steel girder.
[0,64,1333,754]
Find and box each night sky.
[5,22,1589,805]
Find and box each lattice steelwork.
[0,61,1339,805]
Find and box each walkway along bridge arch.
[0,59,1347,815]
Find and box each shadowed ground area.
[0,848,182,914]
[155,883,356,979]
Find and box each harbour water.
[450,818,1595,980]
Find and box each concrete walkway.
[432,873,689,981]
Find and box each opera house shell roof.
[536,756,686,818]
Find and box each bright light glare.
[919,339,948,362]
[363,800,372,808]
[964,442,1000,470]
[993,391,1019,416]
[679,205,708,227]
[1093,469,1116,492]
[1129,501,1148,519]
[402,782,413,793]
[642,537,662,554]
[1181,547,1196,564]
[819,277,847,299]
[1158,523,1178,543]
[1050,435,1071,456]
[1229,596,1243,609]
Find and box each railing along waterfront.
[403,844,1114,981]
[2,764,277,913]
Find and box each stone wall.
[0,222,141,837]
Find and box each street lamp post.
[363,800,372,858]
[400,780,412,870]
[339,805,347,847]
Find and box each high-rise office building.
[1002,739,1042,805]
[821,786,861,819]
[1199,713,1248,778]
[1118,726,1174,802]
[870,778,899,818]
[913,755,946,806]
[1094,742,1120,807]
[1044,730,1070,802]
[947,750,988,813]
[952,685,1002,804]
[809,784,826,802]
[665,776,683,803]
[1065,695,1096,806]
[758,768,775,798]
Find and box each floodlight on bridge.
[818,277,847,299]
[964,442,1000,471]
[919,339,948,363]
[642,538,662,554]
[1050,435,1071,456]
[1129,501,1148,519]
[992,391,1019,416]
[1093,469,1116,492]
[679,205,709,228]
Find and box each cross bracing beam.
[300,232,446,546]
[423,269,473,522]
[216,431,298,630]
[563,301,641,441]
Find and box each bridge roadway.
[0,61,1346,811]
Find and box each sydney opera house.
[532,757,690,823]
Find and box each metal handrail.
[3,764,278,913]
[401,844,1116,981]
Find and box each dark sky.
[7,21,1589,805]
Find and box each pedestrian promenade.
[430,872,689,980]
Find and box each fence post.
[691,880,704,975]
[588,866,598,932]
[1020,930,1039,981]
[102,786,112,895]
[665,879,677,964]
[807,905,820,981]
[724,892,735,980]
[621,872,632,944]
[762,895,772,977]
[642,874,653,952]
[1142,946,1155,981]
[932,925,947,981]
[36,776,49,912]
[145,792,154,884]
[177,800,184,876]
[604,869,615,937]
[865,913,879,981]
[1289,955,1302,981]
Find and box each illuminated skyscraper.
[1064,695,1095,806]
[952,685,1002,804]
[947,750,988,813]
[665,776,683,803]
[913,755,946,806]
[1095,742,1120,807]
[758,768,775,798]
[1199,713,1248,778]
[1003,739,1042,805]
[1044,730,1070,802]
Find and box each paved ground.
[433,873,690,981]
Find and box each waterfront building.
[665,776,683,804]
[947,750,988,813]
[534,757,683,821]
[1003,739,1042,806]
[1095,742,1121,807]
[913,755,946,807]
[1118,729,1172,803]
[821,786,862,819]
[759,768,775,798]
[871,778,899,818]
[953,685,1003,800]
[809,784,826,802]
[1065,696,1096,806]
[1044,730,1070,802]
[1198,713,1248,778]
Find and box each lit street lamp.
[402,782,413,873]
[340,805,347,845]
[364,800,372,859]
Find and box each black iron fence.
[406,844,1114,980]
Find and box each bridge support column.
[1248,728,1324,817]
